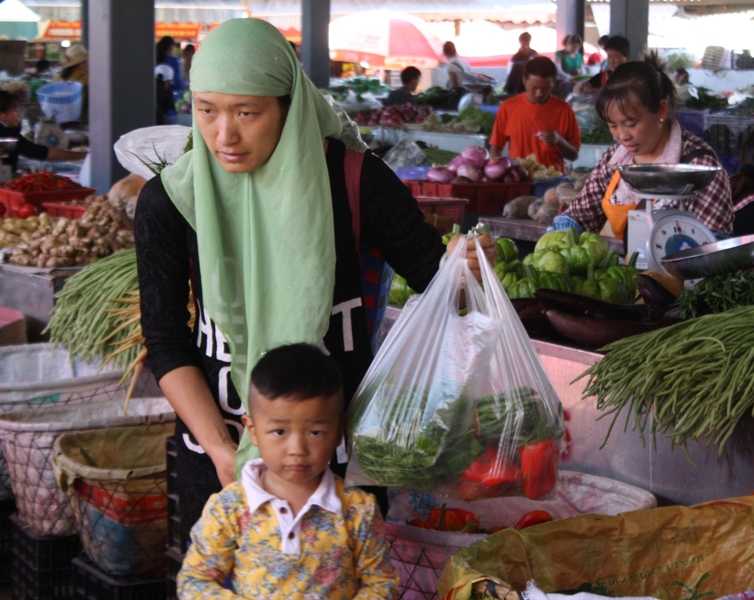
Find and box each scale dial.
[647,212,716,275]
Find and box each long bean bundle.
[576,306,754,457]
[45,248,140,369]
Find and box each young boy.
[177,343,400,599]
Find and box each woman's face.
[193,92,288,173]
[566,40,579,54]
[605,95,669,161]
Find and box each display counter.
[370,127,487,154]
[0,263,78,341]
[378,306,753,506]
[480,216,624,254]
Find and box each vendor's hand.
[208,442,238,487]
[538,130,561,146]
[446,232,496,283]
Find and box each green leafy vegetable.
[677,270,754,319]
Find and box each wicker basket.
[0,397,174,537]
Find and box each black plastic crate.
[10,514,81,600]
[0,498,16,587]
[166,436,177,495]
[167,493,185,553]
[166,547,183,600]
[72,556,166,600]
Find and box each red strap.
[344,148,365,253]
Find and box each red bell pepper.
[427,504,480,533]
[461,446,522,488]
[515,509,553,530]
[519,437,559,500]
[407,518,432,529]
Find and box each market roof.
[0,0,41,23]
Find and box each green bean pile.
[45,248,141,370]
[576,306,754,457]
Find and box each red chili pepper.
[461,446,522,487]
[4,171,82,193]
[407,518,432,530]
[520,438,559,500]
[488,525,509,533]
[514,510,553,530]
[14,204,36,218]
[427,504,480,533]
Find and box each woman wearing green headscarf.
[134,18,494,543]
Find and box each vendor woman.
[134,18,494,543]
[553,53,733,239]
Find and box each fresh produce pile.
[3,171,83,193]
[516,154,564,180]
[415,86,466,111]
[7,195,134,268]
[577,306,754,459]
[677,270,754,319]
[0,213,53,249]
[682,86,729,111]
[329,77,389,101]
[421,107,496,136]
[352,386,561,501]
[353,103,432,127]
[426,146,528,185]
[407,505,552,534]
[503,181,578,226]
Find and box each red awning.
[41,21,82,40]
[155,22,202,41]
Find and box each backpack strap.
[344,148,365,254]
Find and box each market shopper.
[489,56,580,173]
[134,18,495,544]
[178,343,400,598]
[156,36,183,94]
[575,35,630,94]
[54,44,88,123]
[384,66,421,107]
[180,44,195,87]
[554,34,584,80]
[554,53,733,239]
[0,91,86,170]
[442,41,471,89]
[504,32,537,96]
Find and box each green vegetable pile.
[422,147,459,166]
[577,306,754,459]
[677,270,754,319]
[682,86,728,111]
[45,248,141,369]
[457,107,496,136]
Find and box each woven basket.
[0,397,174,537]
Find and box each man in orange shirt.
[489,56,580,173]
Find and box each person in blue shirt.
[156,36,183,95]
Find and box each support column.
[88,0,154,194]
[80,0,88,51]
[610,0,649,61]
[301,0,330,88]
[555,0,585,48]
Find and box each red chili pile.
[3,171,83,193]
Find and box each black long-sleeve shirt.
[0,123,48,170]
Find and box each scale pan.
[618,164,720,196]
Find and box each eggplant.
[534,289,625,315]
[635,273,678,308]
[544,309,676,347]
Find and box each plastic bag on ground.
[346,233,564,500]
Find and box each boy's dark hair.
[598,34,610,48]
[595,50,678,122]
[519,32,531,43]
[35,59,50,73]
[400,66,421,86]
[251,343,343,406]
[605,35,630,59]
[0,91,20,114]
[524,56,557,80]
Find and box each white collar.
[241,458,343,517]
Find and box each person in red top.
[489,56,580,173]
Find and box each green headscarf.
[160,19,342,472]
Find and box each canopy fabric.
[0,0,41,23]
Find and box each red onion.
[504,165,527,183]
[457,164,482,183]
[461,145,489,168]
[483,159,511,181]
[427,167,455,184]
[452,176,473,183]
[447,155,467,174]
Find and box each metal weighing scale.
[621,164,721,278]
[0,138,17,183]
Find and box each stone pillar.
[80,0,88,50]
[610,0,649,61]
[556,0,585,48]
[301,0,330,88]
[88,0,155,194]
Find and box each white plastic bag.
[113,125,191,179]
[347,232,564,499]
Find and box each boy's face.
[244,391,344,495]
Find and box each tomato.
[14,203,36,218]
[488,525,509,533]
[427,504,480,533]
[515,510,553,530]
[407,518,432,529]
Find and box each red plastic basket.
[401,180,423,198]
[41,201,88,219]
[416,196,468,225]
[436,181,533,213]
[0,187,95,217]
